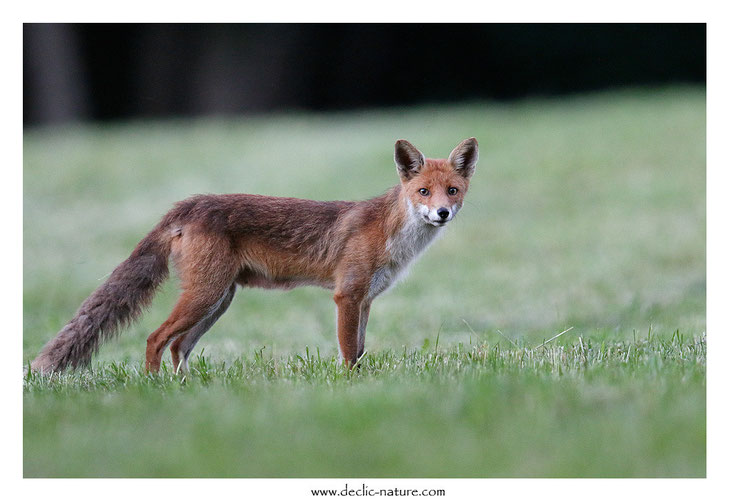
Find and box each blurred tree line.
[23,23,705,125]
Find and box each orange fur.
[31,138,478,374]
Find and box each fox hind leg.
[146,229,237,373]
[170,283,236,373]
[145,286,231,373]
[145,271,237,372]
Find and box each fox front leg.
[333,290,365,366]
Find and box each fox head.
[394,137,478,227]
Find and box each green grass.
[23,86,706,477]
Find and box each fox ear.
[394,139,425,180]
[448,137,479,178]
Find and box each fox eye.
[419,188,430,196]
[448,187,458,195]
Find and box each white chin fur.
[425,206,453,225]
[410,200,456,226]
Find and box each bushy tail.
[31,226,172,373]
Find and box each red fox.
[31,138,478,373]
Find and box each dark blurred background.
[23,23,706,126]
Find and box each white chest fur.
[367,201,442,300]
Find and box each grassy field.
[23,87,706,477]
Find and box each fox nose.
[437,208,450,220]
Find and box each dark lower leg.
[357,302,371,359]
